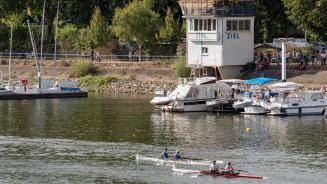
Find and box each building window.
[232,20,238,31]
[238,20,244,30]
[194,19,198,31]
[227,20,232,31]
[189,19,217,32]
[213,19,216,30]
[226,19,251,31]
[244,20,250,31]
[190,20,194,31]
[202,47,208,55]
[203,19,208,30]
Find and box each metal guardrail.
[182,7,255,16]
[0,52,179,62]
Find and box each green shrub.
[173,56,191,78]
[71,61,98,77]
[78,75,119,91]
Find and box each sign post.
[21,79,28,93]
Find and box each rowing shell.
[172,167,264,179]
[136,154,224,166]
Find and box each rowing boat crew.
[210,160,234,174]
[162,148,182,160]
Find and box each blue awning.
[245,78,278,85]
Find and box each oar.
[182,157,202,161]
[172,165,202,174]
[236,169,250,172]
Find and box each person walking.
[321,51,326,66]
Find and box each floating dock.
[0,91,88,100]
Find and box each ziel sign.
[226,33,240,40]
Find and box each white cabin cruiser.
[161,77,220,112]
[268,91,327,116]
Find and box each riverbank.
[2,59,327,95]
[0,59,178,94]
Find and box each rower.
[210,160,219,174]
[224,161,234,173]
[174,150,181,160]
[162,148,169,160]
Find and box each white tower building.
[178,0,255,79]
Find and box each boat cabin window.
[311,93,323,101]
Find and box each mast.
[39,0,47,89]
[27,20,40,80]
[53,0,59,87]
[8,25,13,85]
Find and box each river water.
[0,94,326,184]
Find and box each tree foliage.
[84,6,109,49]
[283,0,327,41]
[254,0,301,43]
[1,13,24,28]
[57,24,79,51]
[157,8,181,44]
[112,0,160,57]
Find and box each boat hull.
[269,106,325,116]
[242,106,266,115]
[162,99,213,112]
[199,170,263,179]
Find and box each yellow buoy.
[245,128,253,133]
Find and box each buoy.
[245,128,253,133]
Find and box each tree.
[283,0,327,41]
[1,13,23,28]
[85,6,109,49]
[57,24,79,51]
[157,8,181,44]
[254,0,301,43]
[112,0,160,61]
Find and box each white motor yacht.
[155,77,221,112]
[268,91,327,116]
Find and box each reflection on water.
[0,94,326,183]
[151,112,327,155]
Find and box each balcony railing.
[182,7,255,16]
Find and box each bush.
[71,61,98,77]
[78,75,119,91]
[173,56,191,78]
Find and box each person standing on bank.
[96,50,101,62]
